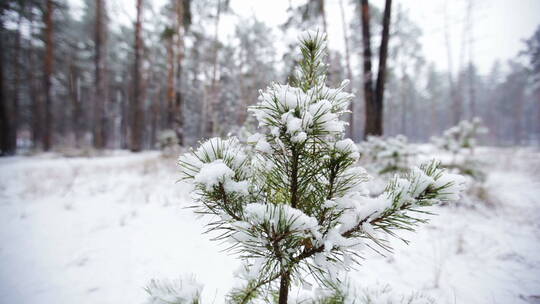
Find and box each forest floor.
[0,147,539,304]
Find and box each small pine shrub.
[146,29,465,304]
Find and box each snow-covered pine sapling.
[173,30,465,304]
[358,135,416,175]
[306,280,434,304]
[431,118,488,181]
[158,129,180,157]
[145,276,202,304]
[431,117,487,157]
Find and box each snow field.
[0,147,539,303]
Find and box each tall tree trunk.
[174,0,186,146]
[166,35,174,129]
[43,0,54,151]
[120,73,129,149]
[69,61,82,148]
[236,50,248,126]
[468,63,476,118]
[150,83,159,148]
[400,74,407,135]
[360,0,375,139]
[0,12,11,155]
[444,2,461,124]
[339,0,355,139]
[205,0,221,137]
[131,0,144,152]
[9,11,23,153]
[94,0,108,149]
[514,91,523,145]
[28,14,42,149]
[373,0,392,136]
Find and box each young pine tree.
[156,30,465,304]
[431,118,488,182]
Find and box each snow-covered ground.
[1,147,539,304]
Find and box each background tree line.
[0,0,539,156]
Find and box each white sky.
[68,0,540,75]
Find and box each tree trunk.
[444,2,461,125]
[69,61,82,148]
[0,12,11,155]
[9,11,23,153]
[131,0,144,152]
[468,63,476,118]
[150,79,159,147]
[373,0,392,136]
[339,0,355,140]
[277,270,291,304]
[43,0,54,151]
[120,73,129,149]
[400,74,407,135]
[360,0,375,139]
[514,91,524,145]
[166,35,174,129]
[174,0,186,146]
[93,0,108,149]
[236,53,247,126]
[29,15,42,149]
[205,0,221,137]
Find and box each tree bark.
[373,0,392,136]
[277,270,291,304]
[43,0,54,151]
[69,61,82,148]
[131,0,144,152]
[444,2,461,125]
[120,71,129,149]
[93,0,108,149]
[174,0,186,146]
[205,0,221,137]
[28,13,42,149]
[400,73,407,135]
[166,35,174,129]
[9,11,23,153]
[360,0,375,139]
[0,11,11,155]
[468,63,476,118]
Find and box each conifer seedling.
[148,29,466,304]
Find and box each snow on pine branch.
[145,276,202,304]
[358,135,416,175]
[431,117,488,154]
[160,29,466,302]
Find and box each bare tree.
[163,27,174,130]
[68,58,82,148]
[444,0,462,124]
[360,0,374,139]
[43,0,54,151]
[131,0,144,152]
[93,0,108,148]
[8,6,23,153]
[0,5,11,155]
[204,0,222,137]
[465,0,476,118]
[361,0,393,138]
[174,0,190,145]
[373,0,392,135]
